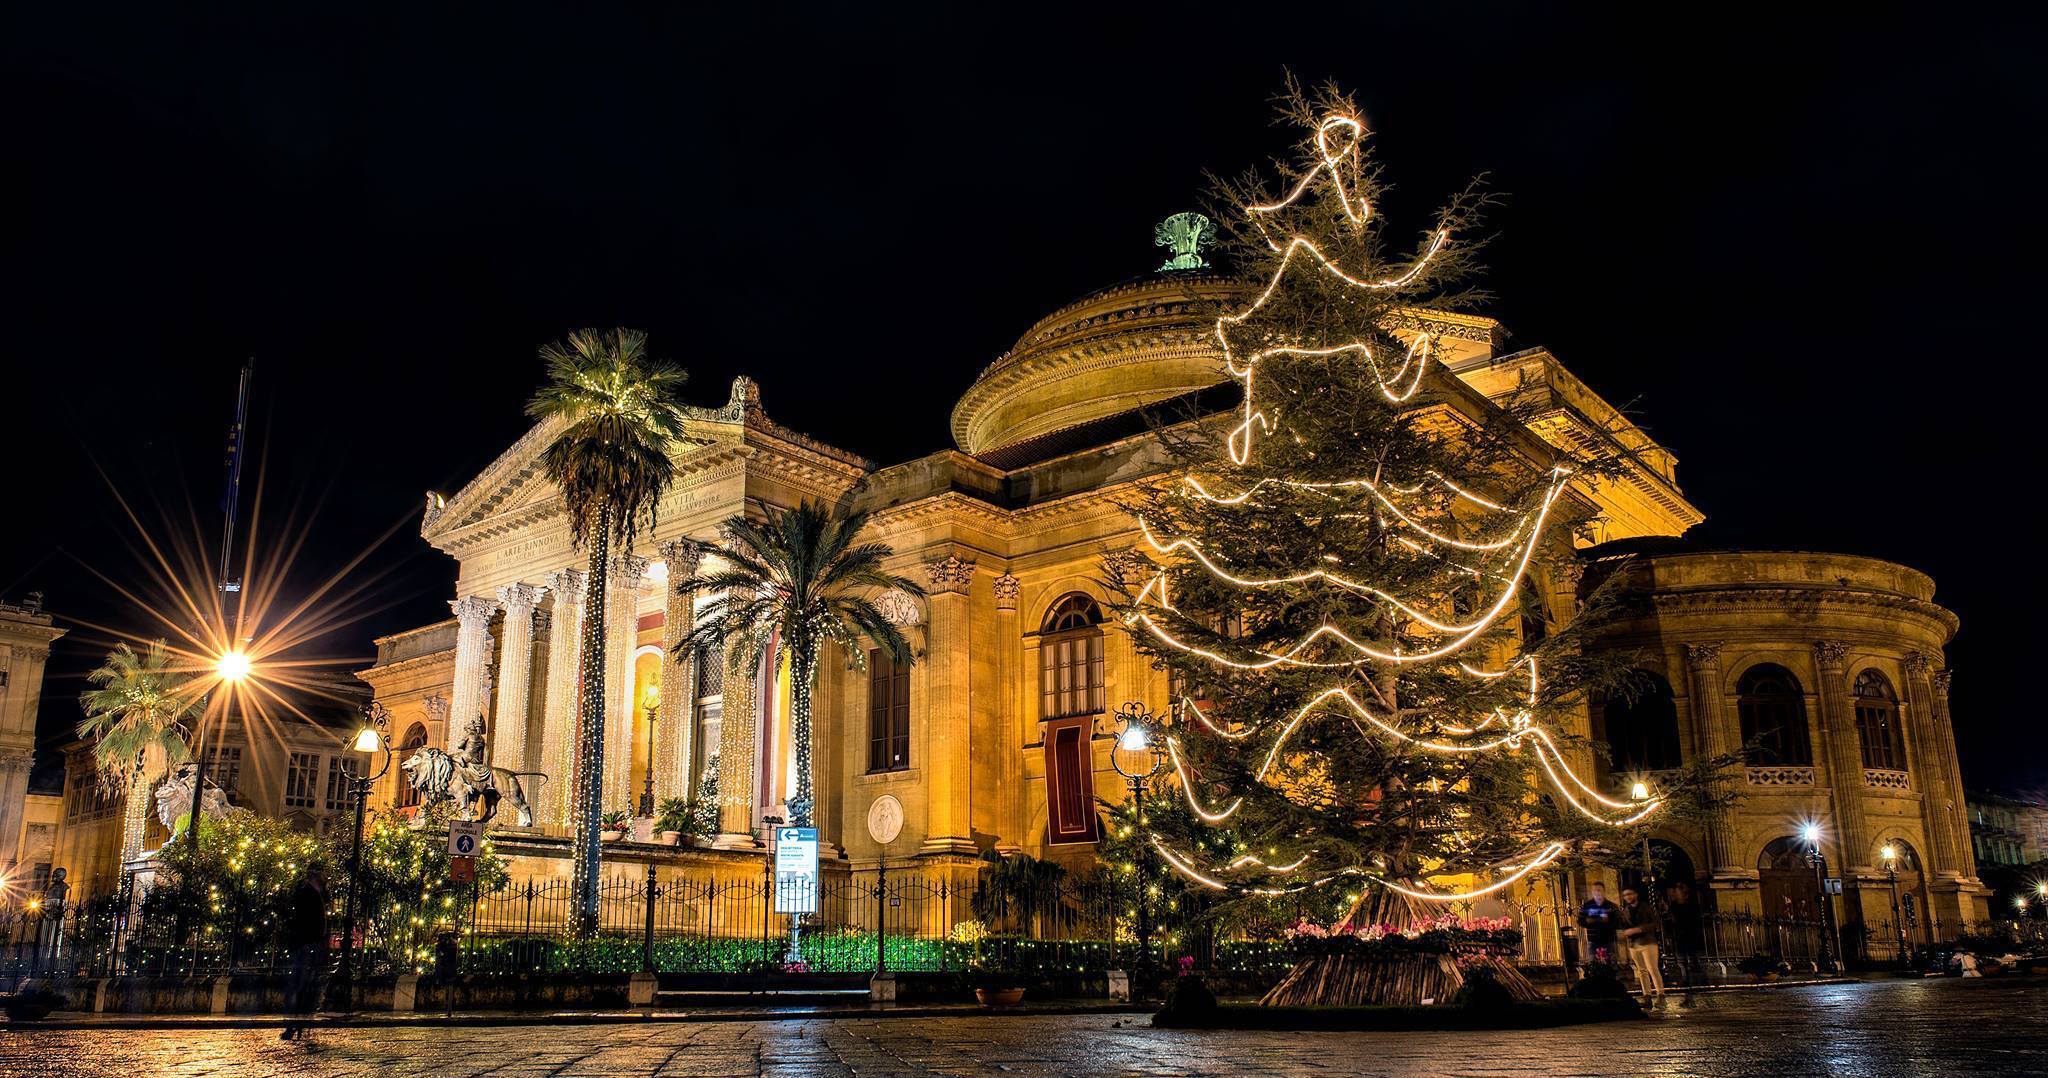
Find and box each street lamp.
[1880,844,1908,960]
[1629,782,1654,892]
[639,683,660,817]
[1109,701,1168,994]
[1801,822,1839,972]
[175,645,252,946]
[337,703,394,1015]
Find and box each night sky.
[6,6,2042,791]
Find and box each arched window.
[1041,593,1105,721]
[1736,664,1812,766]
[1852,670,1907,771]
[395,722,429,809]
[1877,839,1922,872]
[1601,672,1683,774]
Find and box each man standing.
[280,865,330,1040]
[1578,881,1620,967]
[1619,885,1666,1007]
[1663,879,1709,1007]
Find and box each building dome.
[950,272,1246,455]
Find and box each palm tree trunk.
[788,643,818,828]
[120,776,152,866]
[570,503,613,937]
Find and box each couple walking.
[1579,878,1708,1007]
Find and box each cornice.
[1629,586,1959,637]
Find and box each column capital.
[1682,641,1724,669]
[423,694,449,721]
[1551,560,1586,604]
[658,538,703,579]
[610,552,651,588]
[926,555,977,594]
[992,572,1021,610]
[1813,640,1849,671]
[1904,650,1936,675]
[496,582,542,614]
[545,567,587,605]
[451,594,496,625]
[1933,669,1954,696]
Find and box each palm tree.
[526,328,688,933]
[676,500,922,830]
[78,640,202,868]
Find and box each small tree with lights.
[1115,79,1678,1008]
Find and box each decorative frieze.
[875,589,923,627]
[1865,768,1912,791]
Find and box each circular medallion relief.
[866,794,905,846]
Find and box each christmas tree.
[1116,81,1662,1006]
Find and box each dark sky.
[5,6,2042,790]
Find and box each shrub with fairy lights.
[142,810,332,947]
[343,803,509,973]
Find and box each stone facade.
[1,597,64,883]
[353,264,1991,935]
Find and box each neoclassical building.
[358,241,1991,945]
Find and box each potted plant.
[1736,952,1787,983]
[655,797,692,845]
[970,966,1027,1007]
[599,809,630,842]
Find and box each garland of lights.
[1128,110,1661,905]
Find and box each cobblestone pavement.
[3,978,2045,1077]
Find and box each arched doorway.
[1758,836,1822,923]
[1876,839,1931,947]
[1619,839,1698,899]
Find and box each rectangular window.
[868,648,911,773]
[284,752,319,809]
[1043,717,1097,844]
[325,755,363,811]
[1041,632,1104,721]
[204,745,243,803]
[1855,703,1906,771]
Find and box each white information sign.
[774,826,820,914]
[448,819,482,858]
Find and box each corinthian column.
[490,583,542,773]
[539,569,586,826]
[448,596,496,737]
[1813,641,1872,872]
[604,554,648,814]
[922,555,978,856]
[655,540,702,806]
[1904,652,1962,876]
[1931,670,1975,876]
[714,650,758,844]
[991,572,1022,853]
[1682,642,1741,876]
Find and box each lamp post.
[1880,845,1907,961]
[175,648,250,947]
[1802,823,1838,972]
[338,703,394,1015]
[639,685,660,818]
[1110,702,1168,995]
[1629,782,1655,891]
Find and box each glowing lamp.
[2038,881,2047,896]
[1881,845,1896,863]
[352,726,382,754]
[1119,724,1151,753]
[2018,896,2029,910]
[1629,781,1649,801]
[217,649,252,682]
[1801,823,1822,845]
[642,683,660,711]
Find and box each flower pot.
[600,829,625,842]
[659,830,682,845]
[975,987,1025,1007]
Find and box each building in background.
[1968,790,2047,870]
[2,595,65,902]
[357,222,1993,948]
